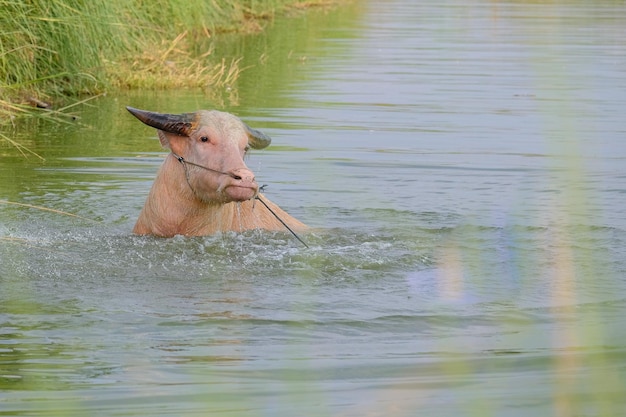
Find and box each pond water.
[2,0,626,416]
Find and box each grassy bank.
[0,0,345,124]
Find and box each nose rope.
[170,152,308,248]
[171,152,241,179]
[171,152,209,202]
[254,193,309,248]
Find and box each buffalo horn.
[126,106,195,136]
[243,123,272,149]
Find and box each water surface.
[2,1,626,416]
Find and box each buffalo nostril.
[230,169,255,182]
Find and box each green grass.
[0,0,348,156]
[0,0,346,122]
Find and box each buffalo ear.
[157,130,189,156]
[157,131,170,149]
[242,122,271,149]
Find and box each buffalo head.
[127,106,271,204]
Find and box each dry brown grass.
[106,31,244,91]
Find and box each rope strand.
[255,195,309,248]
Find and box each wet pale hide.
[127,107,306,237]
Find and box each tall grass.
[0,0,345,156]
[0,0,342,117]
[1,0,114,97]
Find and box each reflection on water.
[2,0,626,416]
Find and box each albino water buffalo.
[127,106,307,238]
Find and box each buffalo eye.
[200,136,209,143]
